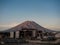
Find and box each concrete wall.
[10,32,14,38]
[15,31,19,38]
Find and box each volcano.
[4,21,55,32]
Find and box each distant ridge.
[4,21,55,32]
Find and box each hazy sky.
[0,0,60,31]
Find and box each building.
[0,21,56,41]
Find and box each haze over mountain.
[0,0,60,31]
[4,21,55,32]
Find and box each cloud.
[44,25,60,31]
[0,22,20,31]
